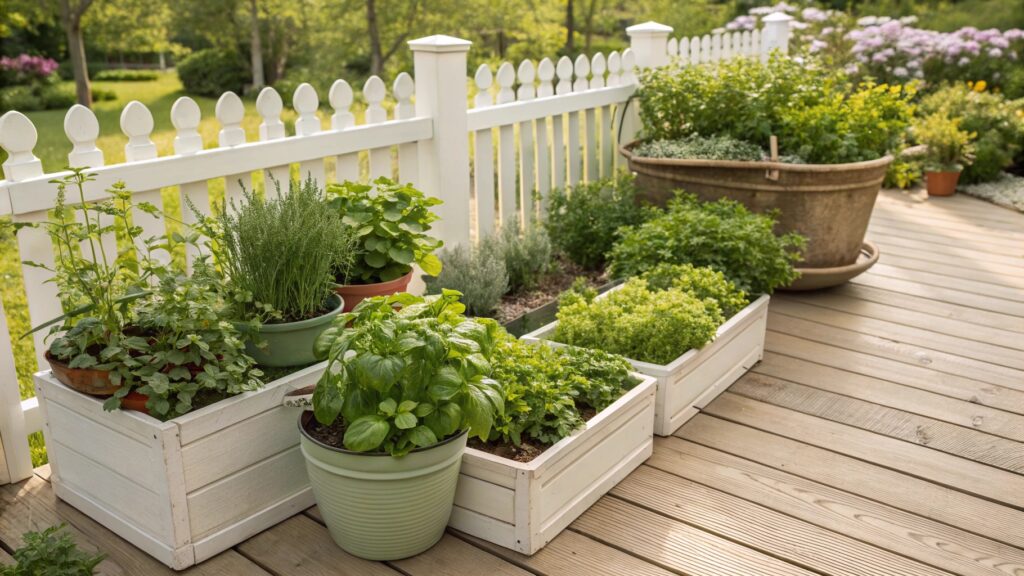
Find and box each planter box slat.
[522,294,769,436]
[451,374,656,554]
[35,364,325,570]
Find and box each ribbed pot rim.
[621,140,894,173]
[234,293,344,334]
[299,410,468,457]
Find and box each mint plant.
[311,291,504,456]
[1,525,104,576]
[327,178,443,285]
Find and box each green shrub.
[177,48,249,97]
[884,153,924,189]
[0,83,77,112]
[553,278,723,365]
[485,226,552,292]
[640,263,749,318]
[545,173,647,270]
[425,242,509,317]
[638,56,915,164]
[490,337,639,446]
[1,525,103,576]
[200,177,356,323]
[633,134,766,161]
[609,193,805,295]
[94,69,159,81]
[327,178,443,284]
[919,84,1024,184]
[913,113,975,172]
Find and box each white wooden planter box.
[450,373,656,554]
[522,293,769,436]
[33,364,325,570]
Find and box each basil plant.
[312,290,504,456]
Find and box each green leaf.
[364,251,388,268]
[388,246,415,265]
[68,353,97,369]
[428,366,462,401]
[424,402,461,438]
[397,399,418,413]
[394,411,417,429]
[413,402,435,417]
[408,425,438,447]
[464,385,495,440]
[313,375,345,425]
[343,415,390,452]
[418,253,442,276]
[378,397,397,416]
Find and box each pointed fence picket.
[0,19,787,484]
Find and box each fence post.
[0,298,32,483]
[626,21,673,70]
[761,12,793,61]
[409,35,473,249]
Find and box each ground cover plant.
[609,193,804,295]
[1,525,104,576]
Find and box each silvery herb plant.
[312,291,504,456]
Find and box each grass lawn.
[1,71,369,466]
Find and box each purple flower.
[802,7,827,22]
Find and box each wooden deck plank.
[644,440,1024,576]
[877,192,1024,225]
[393,536,534,576]
[764,332,1024,413]
[571,497,819,576]
[874,251,1024,288]
[755,352,1024,438]
[832,283,1024,332]
[851,272,1024,316]
[0,476,269,576]
[612,465,951,576]
[867,262,1024,303]
[777,291,1024,351]
[458,530,677,576]
[702,393,1024,507]
[868,223,1024,255]
[767,314,1024,390]
[869,211,1024,241]
[677,415,1024,550]
[866,231,1024,268]
[730,373,1024,472]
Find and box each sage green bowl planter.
[238,294,344,367]
[298,412,467,560]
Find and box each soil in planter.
[467,406,598,463]
[493,259,607,325]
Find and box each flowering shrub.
[913,112,975,171]
[0,54,59,84]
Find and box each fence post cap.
[763,12,795,22]
[626,21,673,36]
[408,35,472,53]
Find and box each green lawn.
[1,72,368,466]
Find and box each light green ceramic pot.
[238,293,344,367]
[298,412,466,560]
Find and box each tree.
[58,0,93,106]
[249,0,265,89]
[565,0,574,52]
[366,0,420,76]
[85,0,175,67]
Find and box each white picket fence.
[0,18,790,484]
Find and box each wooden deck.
[3,189,1023,575]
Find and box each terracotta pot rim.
[621,140,894,173]
[298,411,467,457]
[44,350,110,374]
[333,271,415,295]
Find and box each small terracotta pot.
[925,170,961,197]
[120,391,150,414]
[45,352,119,396]
[334,271,413,312]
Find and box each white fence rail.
[0,18,789,483]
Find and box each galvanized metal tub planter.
[33,363,326,569]
[450,372,656,554]
[622,142,891,289]
[522,288,769,436]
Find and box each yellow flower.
[974,80,987,92]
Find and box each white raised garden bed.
[450,372,656,554]
[522,293,769,436]
[33,363,326,570]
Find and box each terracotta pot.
[925,170,960,197]
[622,142,891,286]
[45,352,119,396]
[121,391,150,414]
[334,271,413,312]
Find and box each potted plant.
[197,176,356,367]
[327,178,443,311]
[1,524,104,576]
[299,290,503,560]
[450,337,657,554]
[624,56,915,288]
[914,112,976,197]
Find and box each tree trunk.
[565,0,575,53]
[367,0,383,76]
[59,0,92,107]
[584,0,599,53]
[249,0,265,89]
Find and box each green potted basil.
[299,290,503,560]
[326,178,443,311]
[197,177,356,367]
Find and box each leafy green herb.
[311,291,504,456]
[640,263,749,318]
[1,525,104,576]
[545,173,648,271]
[484,225,553,293]
[634,135,768,162]
[425,243,509,318]
[609,193,805,295]
[327,178,443,285]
